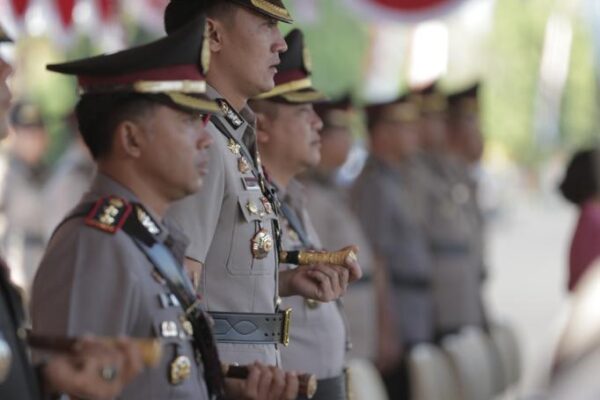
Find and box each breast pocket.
[225,192,277,276]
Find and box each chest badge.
[227,138,241,156]
[261,197,274,215]
[238,157,251,174]
[169,355,192,385]
[251,228,274,259]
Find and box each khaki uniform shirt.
[277,179,346,379]
[31,174,210,400]
[303,171,377,360]
[351,156,434,345]
[167,86,280,366]
[411,154,485,334]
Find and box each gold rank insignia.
[261,197,274,214]
[170,355,192,385]
[251,228,274,259]
[238,157,251,174]
[217,99,244,129]
[305,299,320,309]
[160,321,179,338]
[227,138,241,156]
[85,196,132,234]
[288,229,299,243]
[180,316,194,336]
[136,205,161,236]
[246,201,259,215]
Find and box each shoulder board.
[85,196,132,234]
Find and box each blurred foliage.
[560,18,600,151]
[283,0,370,98]
[485,0,599,165]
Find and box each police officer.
[304,95,399,369]
[411,84,486,339]
[351,95,435,399]
[165,0,351,370]
[30,17,298,400]
[0,100,49,291]
[250,29,362,400]
[0,24,144,400]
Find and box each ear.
[255,113,271,144]
[206,18,223,53]
[114,120,147,159]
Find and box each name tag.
[242,177,261,191]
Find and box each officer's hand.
[42,336,144,399]
[340,245,362,283]
[280,264,348,301]
[225,362,299,400]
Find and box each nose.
[272,27,287,54]
[312,110,323,132]
[196,124,214,150]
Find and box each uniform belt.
[390,274,431,290]
[209,310,292,345]
[299,373,347,400]
[430,241,469,256]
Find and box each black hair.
[164,0,236,34]
[75,93,159,160]
[559,148,600,206]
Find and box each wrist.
[278,270,293,297]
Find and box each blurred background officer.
[0,23,144,400]
[303,94,399,370]
[0,100,49,291]
[43,112,95,239]
[410,84,487,341]
[351,95,435,399]
[252,28,361,400]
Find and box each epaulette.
[85,196,132,234]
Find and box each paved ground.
[485,190,575,395]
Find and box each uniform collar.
[206,84,257,146]
[272,178,306,213]
[85,173,190,259]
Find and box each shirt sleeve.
[30,222,143,337]
[167,130,225,263]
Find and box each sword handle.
[222,364,318,399]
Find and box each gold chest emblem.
[169,355,192,385]
[251,229,274,259]
[238,157,251,174]
[227,138,241,156]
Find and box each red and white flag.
[343,0,469,22]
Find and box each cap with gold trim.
[365,95,420,129]
[47,15,217,114]
[0,24,12,43]
[229,0,292,23]
[448,83,479,117]
[164,0,292,35]
[411,82,447,116]
[314,94,353,130]
[255,29,326,104]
